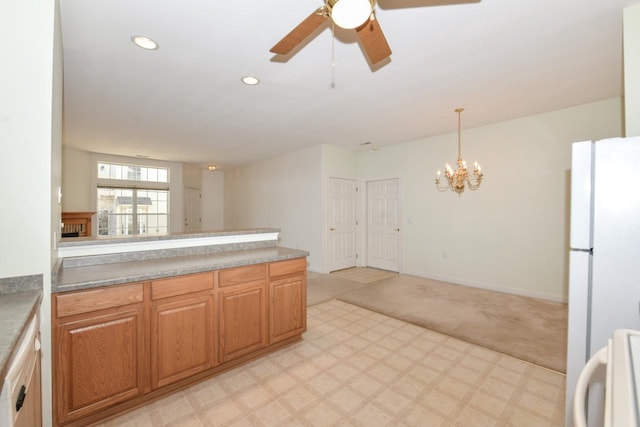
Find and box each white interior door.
[367,178,400,272]
[184,186,201,232]
[328,177,357,272]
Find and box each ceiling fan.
[270,0,480,66]
[270,0,391,65]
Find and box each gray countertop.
[0,289,42,392]
[57,227,280,248]
[54,246,309,293]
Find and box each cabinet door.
[219,281,268,362]
[270,275,306,343]
[55,306,144,425]
[151,294,215,389]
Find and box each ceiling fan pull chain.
[331,21,336,89]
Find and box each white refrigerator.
[565,137,640,427]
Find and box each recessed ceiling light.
[241,76,260,85]
[131,35,159,50]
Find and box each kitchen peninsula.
[52,229,308,427]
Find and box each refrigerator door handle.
[573,344,609,427]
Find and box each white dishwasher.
[0,312,41,427]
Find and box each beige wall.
[0,0,61,425]
[182,163,202,189]
[358,98,623,301]
[1,4,56,276]
[201,170,224,231]
[624,3,640,136]
[224,145,323,271]
[61,146,92,211]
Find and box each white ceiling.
[59,0,639,170]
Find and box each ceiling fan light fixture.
[328,0,373,29]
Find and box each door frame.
[362,176,403,273]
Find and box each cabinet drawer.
[269,258,306,278]
[219,264,266,287]
[55,283,143,318]
[151,272,214,300]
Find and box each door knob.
[330,227,335,231]
[395,228,400,231]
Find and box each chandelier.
[435,108,483,195]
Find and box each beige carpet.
[327,273,567,373]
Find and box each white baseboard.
[308,264,567,303]
[402,270,567,304]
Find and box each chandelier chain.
[456,108,463,161]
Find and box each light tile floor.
[95,300,565,427]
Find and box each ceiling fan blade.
[270,8,328,55]
[377,0,480,10]
[356,17,392,65]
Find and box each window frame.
[97,162,170,184]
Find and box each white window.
[96,162,170,236]
[97,163,168,183]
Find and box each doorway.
[183,186,201,232]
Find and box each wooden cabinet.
[150,273,215,389]
[53,283,145,425]
[52,259,305,426]
[269,258,307,343]
[218,265,268,362]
